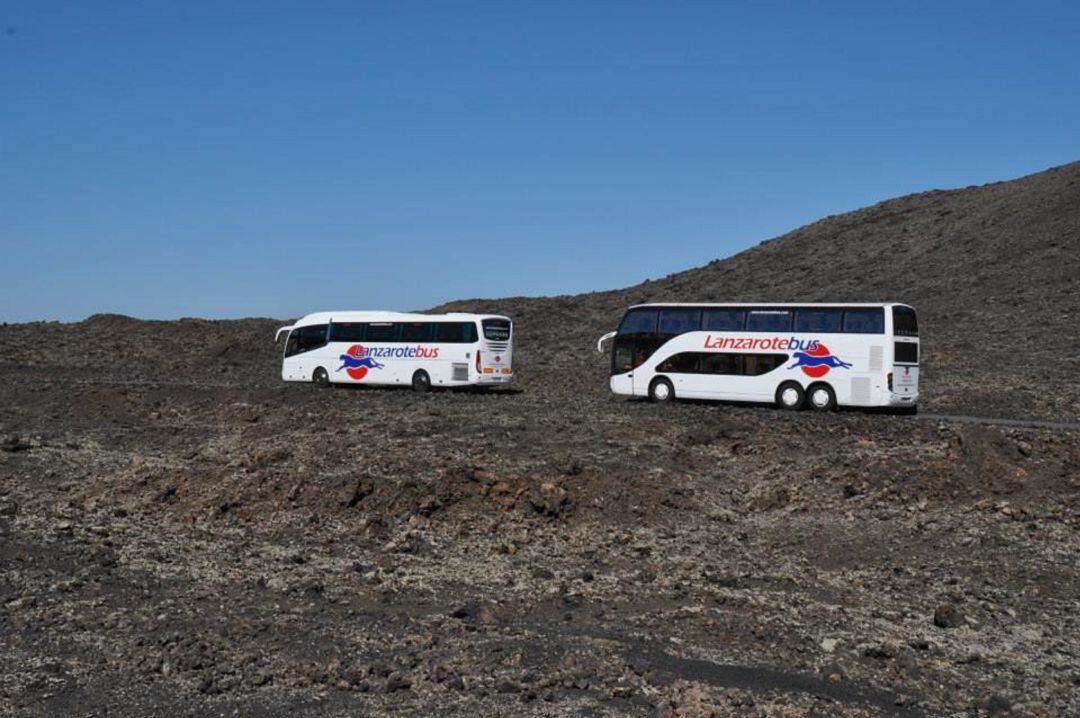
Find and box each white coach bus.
[276,311,513,392]
[597,303,918,412]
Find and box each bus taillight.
[476,350,481,374]
[887,372,893,391]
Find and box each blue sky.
[2,1,1078,322]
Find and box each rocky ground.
[3,162,1079,717]
[1,312,1077,718]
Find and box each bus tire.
[411,370,432,393]
[312,367,330,387]
[807,383,836,412]
[775,381,804,410]
[649,377,675,403]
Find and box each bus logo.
[788,343,852,378]
[337,344,385,380]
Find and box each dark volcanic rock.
[934,603,964,629]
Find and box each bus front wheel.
[776,382,804,410]
[412,370,432,393]
[649,377,674,403]
[312,367,330,387]
[807,383,836,412]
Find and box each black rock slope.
[440,161,1080,419]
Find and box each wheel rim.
[812,389,830,408]
[781,387,800,407]
[414,373,429,390]
[654,382,670,400]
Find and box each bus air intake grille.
[869,346,883,372]
[452,363,469,381]
[851,377,871,404]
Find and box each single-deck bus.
[596,303,918,412]
[276,311,513,392]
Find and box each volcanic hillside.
[441,160,1080,420]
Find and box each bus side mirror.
[596,331,616,353]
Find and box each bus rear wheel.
[775,382,804,410]
[807,383,836,412]
[649,377,674,403]
[412,370,432,393]
[312,367,330,387]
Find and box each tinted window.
[795,309,843,333]
[892,306,919,337]
[655,352,788,375]
[401,322,431,342]
[482,319,511,341]
[284,330,300,357]
[894,341,919,364]
[366,323,397,342]
[619,309,658,336]
[844,309,885,334]
[658,308,702,337]
[699,353,741,375]
[743,354,788,375]
[288,324,328,356]
[657,353,699,373]
[702,309,745,331]
[747,311,792,332]
[434,322,477,343]
[613,344,635,373]
[329,322,365,342]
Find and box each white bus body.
[277,311,513,391]
[598,303,918,411]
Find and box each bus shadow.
[329,384,524,397]
[625,396,914,416]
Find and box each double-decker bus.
[276,311,513,392]
[597,303,918,412]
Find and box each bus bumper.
[477,372,513,385]
[885,392,918,407]
[610,373,633,396]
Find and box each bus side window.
[329,322,365,342]
[366,323,396,342]
[743,354,788,375]
[795,309,843,333]
[844,309,884,334]
[401,322,430,343]
[657,352,699,373]
[747,311,792,332]
[699,353,740,374]
[703,310,745,331]
[433,322,476,343]
[658,309,702,338]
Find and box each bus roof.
[628,302,913,310]
[291,310,510,327]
